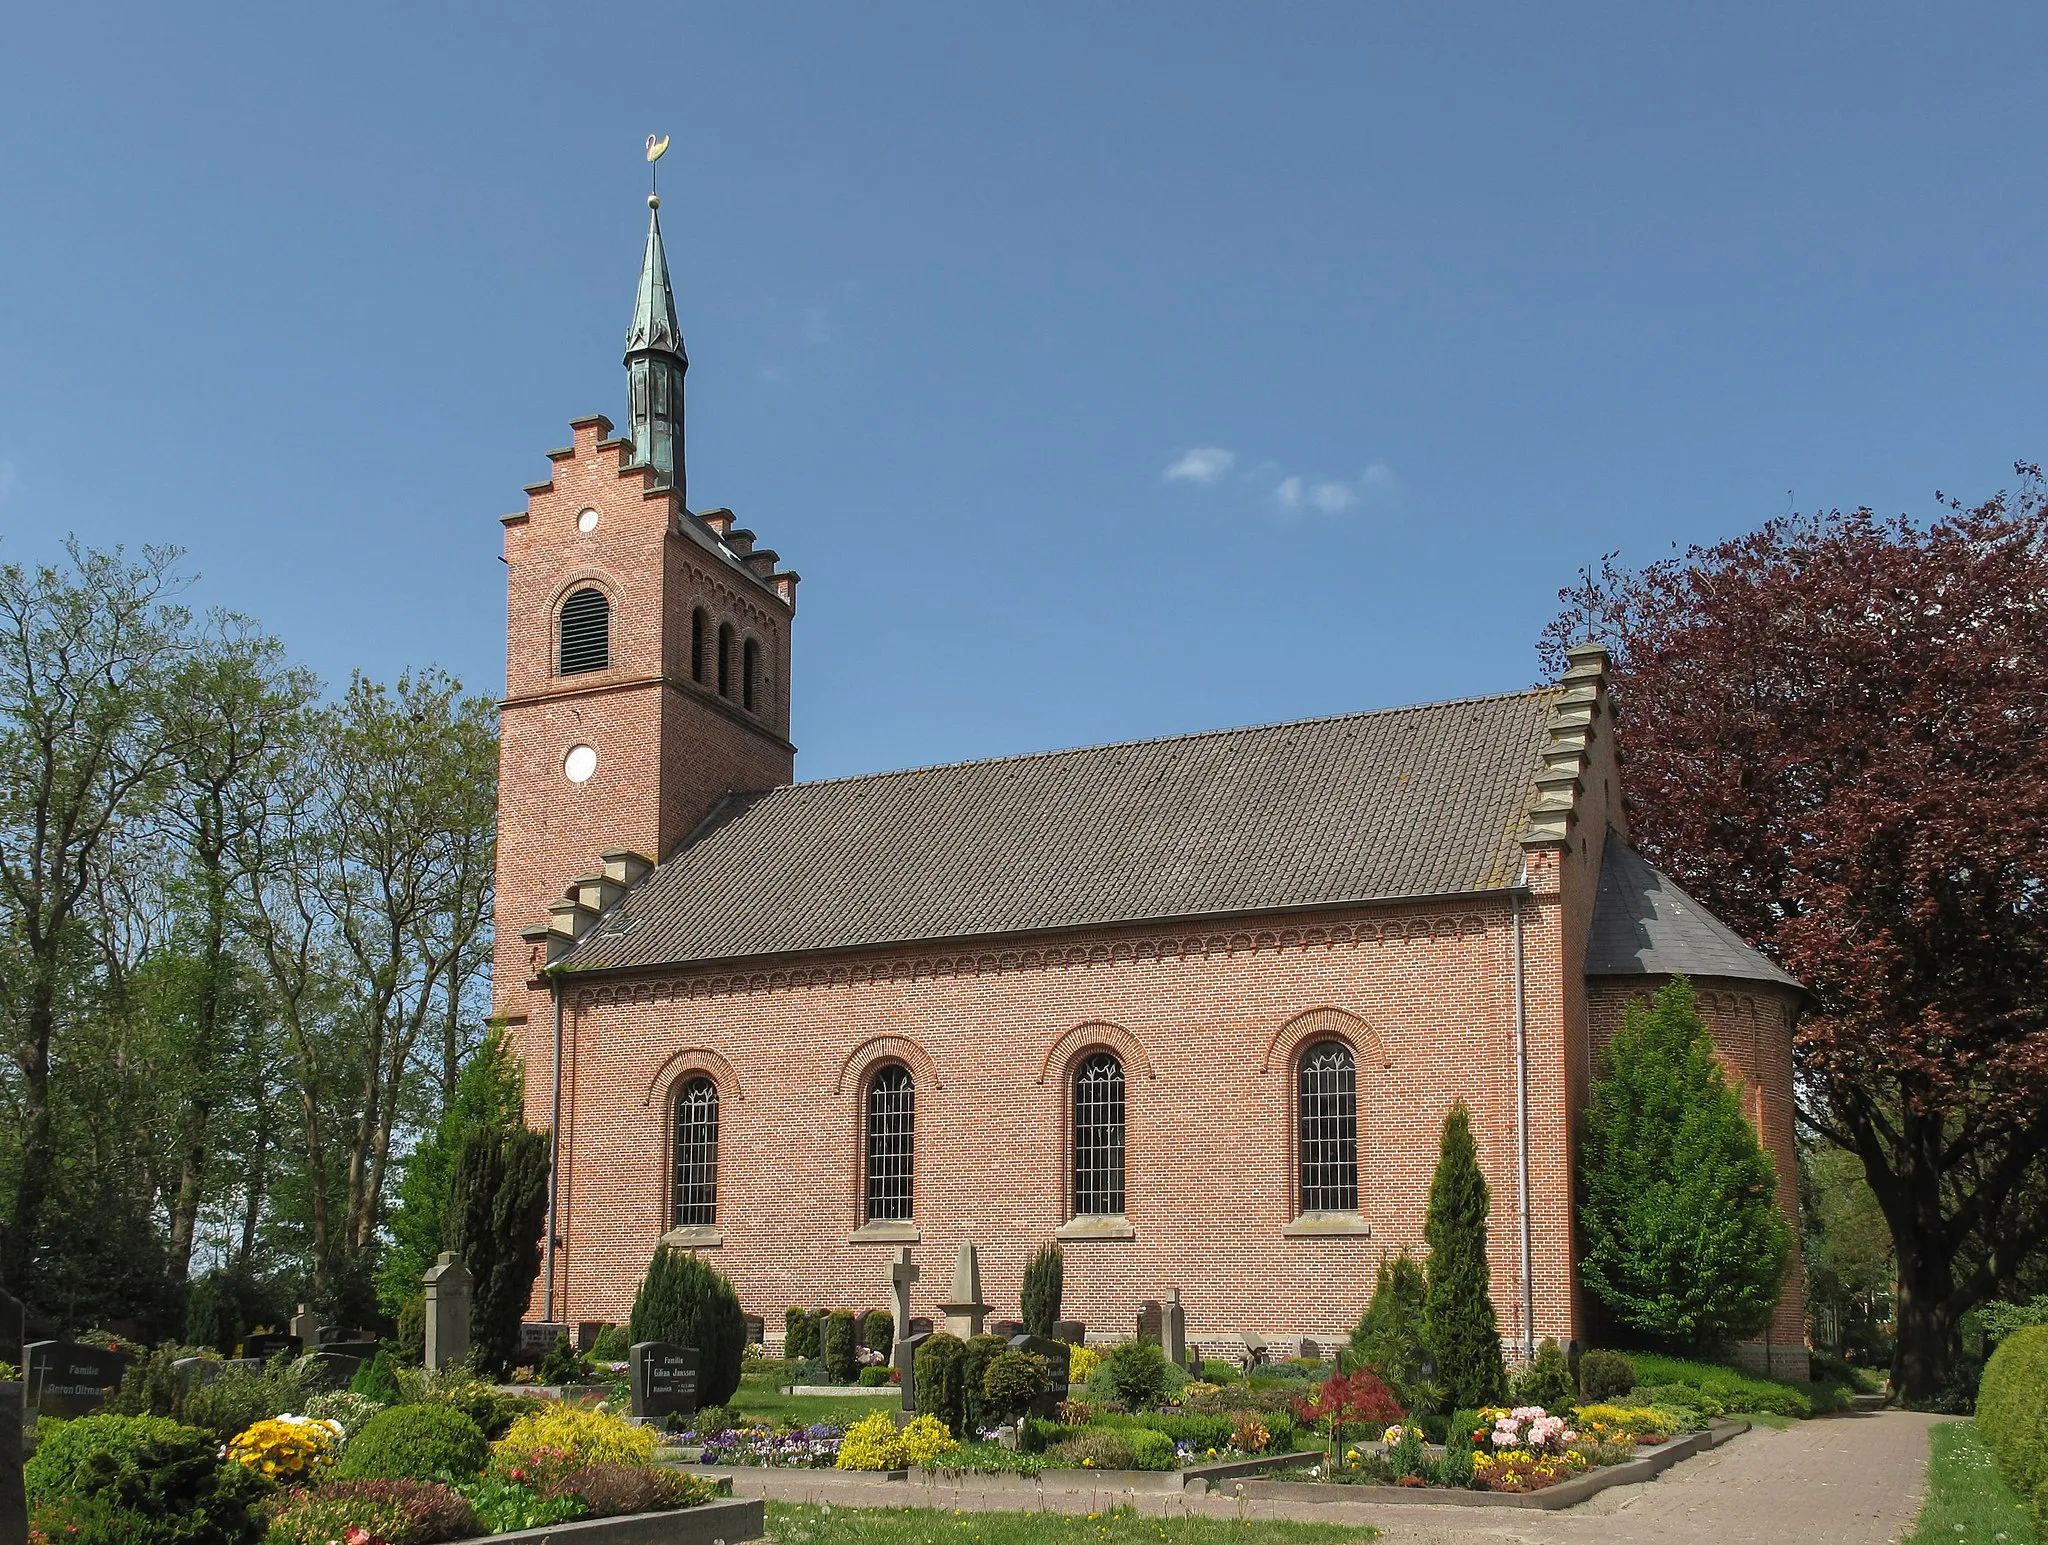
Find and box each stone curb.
[782,1385,899,1397]
[452,1498,765,1544]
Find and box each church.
[491,190,1808,1380]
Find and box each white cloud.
[1271,462,1395,517]
[1272,474,1304,511]
[1163,447,1237,485]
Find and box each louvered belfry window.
[671,1076,718,1227]
[690,608,707,683]
[1298,1041,1359,1213]
[864,1064,915,1221]
[1073,1052,1126,1216]
[558,588,610,675]
[717,623,734,698]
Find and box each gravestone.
[24,1342,130,1419]
[1162,1290,1187,1368]
[742,1314,764,1348]
[1297,1338,1321,1361]
[1052,1319,1084,1344]
[171,1356,221,1394]
[936,1243,991,1338]
[908,1317,933,1337]
[886,1248,920,1410]
[321,1339,380,1363]
[895,1329,931,1414]
[243,1332,300,1361]
[289,1304,322,1348]
[303,1350,364,1388]
[1135,1300,1163,1347]
[1007,1333,1072,1417]
[520,1321,568,1361]
[989,1319,1023,1340]
[577,1322,610,1354]
[422,1250,472,1371]
[317,1326,369,1347]
[629,1341,699,1424]
[0,1289,22,1545]
[1241,1332,1268,1366]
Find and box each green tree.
[377,1033,523,1312]
[627,1245,746,1407]
[448,1125,550,1375]
[1348,1251,1436,1414]
[1021,1243,1063,1338]
[1578,976,1791,1351]
[1423,1100,1507,1409]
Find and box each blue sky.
[3,4,2042,779]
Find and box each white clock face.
[577,507,600,533]
[563,744,598,783]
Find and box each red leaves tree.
[1295,1368,1405,1446]
[1542,466,2048,1400]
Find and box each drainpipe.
[1513,884,1535,1363]
[544,972,563,1324]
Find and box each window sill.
[1282,1212,1373,1238]
[1056,1214,1136,1241]
[661,1225,723,1249]
[849,1220,921,1244]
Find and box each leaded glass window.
[1073,1052,1126,1216]
[558,587,610,675]
[671,1076,718,1227]
[742,637,760,711]
[865,1064,914,1221]
[1298,1041,1358,1213]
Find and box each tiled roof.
[1585,837,1802,990]
[564,689,1560,973]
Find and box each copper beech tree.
[1543,466,2048,1400]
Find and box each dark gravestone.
[317,1327,369,1347]
[742,1314,764,1348]
[629,1342,698,1423]
[520,1321,568,1361]
[1052,1320,1084,1344]
[894,1329,931,1413]
[1135,1301,1163,1347]
[243,1333,300,1361]
[321,1340,380,1362]
[0,1290,22,1545]
[1008,1333,1072,1417]
[303,1351,364,1388]
[577,1322,612,1354]
[1298,1338,1321,1361]
[907,1317,933,1337]
[24,1342,130,1419]
[989,1319,1023,1340]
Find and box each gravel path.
[716,1411,1944,1544]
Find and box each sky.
[2,3,2043,780]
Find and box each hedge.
[1977,1324,2048,1505]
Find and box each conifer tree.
[1347,1250,1432,1410]
[628,1244,746,1406]
[1423,1100,1507,1409]
[448,1125,550,1375]
[1021,1244,1063,1339]
[1578,976,1790,1350]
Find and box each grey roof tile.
[1585,837,1802,989]
[565,689,1561,973]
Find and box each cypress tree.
[1578,975,1791,1350]
[1423,1100,1508,1409]
[1020,1244,1063,1339]
[449,1125,551,1376]
[1347,1250,1432,1411]
[627,1245,747,1407]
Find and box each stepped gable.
[1585,836,1801,989]
[562,687,1561,973]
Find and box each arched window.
[671,1076,718,1228]
[717,623,734,698]
[742,637,760,711]
[690,608,707,684]
[1298,1041,1358,1213]
[864,1064,914,1221]
[558,588,610,675]
[1072,1052,1126,1217]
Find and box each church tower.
[491,186,799,1034]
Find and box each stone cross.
[1163,1289,1187,1368]
[289,1303,322,1348]
[887,1248,919,1342]
[936,1242,992,1339]
[422,1251,472,1371]
[1136,1299,1163,1347]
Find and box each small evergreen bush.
[1509,1337,1577,1412]
[823,1309,860,1383]
[1101,1342,1171,1410]
[1347,1250,1435,1417]
[24,1412,269,1545]
[981,1349,1046,1423]
[626,1245,746,1406]
[424,1378,542,1441]
[1976,1324,2048,1504]
[1021,1244,1064,1338]
[1423,1100,1508,1410]
[913,1334,968,1433]
[351,1347,402,1404]
[1127,1428,1176,1470]
[336,1404,489,1482]
[863,1309,894,1355]
[590,1325,630,1361]
[784,1307,813,1358]
[959,1334,1011,1430]
[1578,1349,1636,1403]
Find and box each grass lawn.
[1902,1420,2035,1545]
[736,1368,900,1429]
[763,1503,1379,1545]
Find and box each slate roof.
[1585,837,1801,989]
[562,689,1562,973]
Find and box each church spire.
[625,157,688,500]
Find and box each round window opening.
[563,744,598,783]
[576,507,599,533]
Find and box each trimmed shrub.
[914,1334,968,1433]
[1065,1342,1100,1385]
[1048,1429,1137,1470]
[336,1404,489,1483]
[1578,976,1790,1350]
[627,1245,747,1407]
[590,1324,630,1361]
[1021,1244,1064,1339]
[1976,1324,2048,1503]
[785,1307,816,1360]
[1101,1341,1171,1410]
[960,1334,1011,1429]
[448,1125,551,1377]
[981,1349,1046,1423]
[1510,1337,1577,1412]
[24,1412,268,1545]
[858,1365,894,1386]
[1423,1101,1508,1410]
[424,1378,542,1441]
[1127,1428,1176,1471]
[264,1478,480,1545]
[351,1347,402,1404]
[864,1309,894,1356]
[1578,1349,1637,1404]
[492,1403,656,1470]
[823,1309,860,1383]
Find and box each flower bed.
[697,1421,846,1468]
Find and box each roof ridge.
[780,687,1560,794]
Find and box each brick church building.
[492,193,1808,1378]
